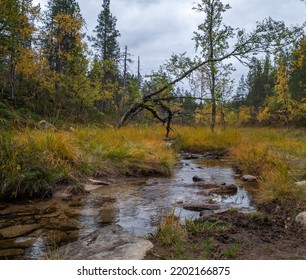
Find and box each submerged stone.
[57,225,153,260]
[183,202,220,211]
[0,237,36,249]
[0,224,41,239]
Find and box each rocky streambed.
[0,153,257,260]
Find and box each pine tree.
[91,0,120,64]
[90,0,121,112]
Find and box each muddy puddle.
[0,155,256,259]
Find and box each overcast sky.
[33,0,305,83]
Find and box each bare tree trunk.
[122,45,128,112]
[137,56,141,92]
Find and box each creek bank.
[0,152,256,259]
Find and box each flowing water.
[0,155,256,259]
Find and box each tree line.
[0,0,141,123]
[0,0,305,130]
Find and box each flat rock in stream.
[0,224,41,239]
[193,182,238,195]
[57,225,153,260]
[0,237,36,249]
[183,202,220,211]
[88,179,111,186]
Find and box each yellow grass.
[173,126,306,202]
[1,124,305,202]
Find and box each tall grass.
[0,125,176,198]
[1,125,305,202]
[175,126,241,153]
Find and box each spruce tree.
[92,0,120,64]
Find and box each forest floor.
[145,200,306,260]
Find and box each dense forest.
[0,0,305,130]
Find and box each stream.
[0,154,256,259]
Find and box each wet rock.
[192,175,206,182]
[88,179,110,186]
[0,249,24,258]
[0,224,41,239]
[295,212,306,228]
[57,225,153,260]
[193,182,217,188]
[183,202,220,211]
[16,209,40,217]
[182,153,199,160]
[210,184,238,195]
[241,175,257,182]
[35,212,60,219]
[0,237,36,249]
[28,229,44,238]
[98,203,118,224]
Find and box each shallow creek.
[0,155,256,259]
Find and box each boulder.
[241,175,257,182]
[38,120,56,131]
[57,225,153,260]
[295,212,306,228]
[0,224,41,239]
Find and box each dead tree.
[116,18,302,130]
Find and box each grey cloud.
[33,0,306,78]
